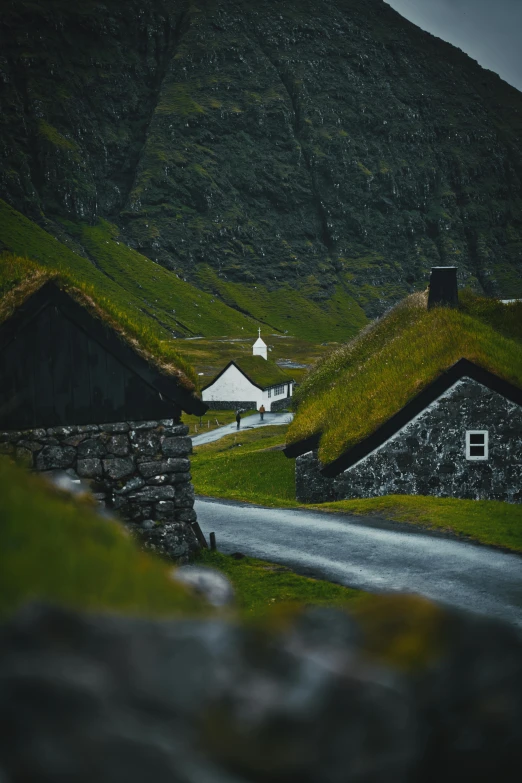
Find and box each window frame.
[465,430,489,461]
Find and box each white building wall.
[202,365,263,408]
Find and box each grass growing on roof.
[287,292,522,465]
[0,457,205,618]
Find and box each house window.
[268,388,271,398]
[466,431,488,461]
[272,384,285,396]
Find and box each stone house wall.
[296,378,522,504]
[204,400,257,411]
[0,419,201,562]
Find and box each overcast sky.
[384,0,522,93]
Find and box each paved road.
[192,412,294,446]
[196,497,522,628]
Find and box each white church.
[202,330,295,411]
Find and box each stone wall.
[270,396,293,412]
[296,378,522,504]
[0,419,201,561]
[204,401,257,410]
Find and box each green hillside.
[1,0,522,316]
[0,200,367,345]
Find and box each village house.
[0,279,208,560]
[202,330,295,411]
[285,268,522,504]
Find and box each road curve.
[192,412,293,447]
[195,497,522,628]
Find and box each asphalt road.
[192,412,294,446]
[195,497,522,628]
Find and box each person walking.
[259,404,265,421]
[236,410,241,430]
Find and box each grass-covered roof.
[0,254,198,392]
[287,291,522,466]
[207,355,293,390]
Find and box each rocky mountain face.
[1,0,522,315]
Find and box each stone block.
[162,437,192,457]
[18,440,43,452]
[100,422,130,433]
[128,485,176,502]
[132,421,158,430]
[107,434,130,456]
[115,476,145,495]
[0,442,15,455]
[170,472,191,485]
[161,425,189,437]
[155,500,176,518]
[77,425,100,433]
[138,458,190,478]
[36,445,76,471]
[77,459,103,478]
[22,429,46,439]
[130,430,160,456]
[103,458,135,480]
[46,426,78,437]
[0,432,21,443]
[78,438,107,458]
[175,508,197,523]
[174,484,195,508]
[147,474,170,486]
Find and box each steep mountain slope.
[1,0,521,319]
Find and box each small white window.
[466,431,489,461]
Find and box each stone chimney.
[428,267,459,309]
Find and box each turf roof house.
[0,280,208,561]
[285,268,522,504]
[202,330,295,411]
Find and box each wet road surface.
[195,497,522,628]
[192,412,293,446]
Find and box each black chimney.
[428,267,459,309]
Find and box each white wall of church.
[202,365,262,407]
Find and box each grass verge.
[183,409,257,435]
[197,550,364,617]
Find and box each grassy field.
[192,426,297,506]
[192,426,522,552]
[288,291,522,465]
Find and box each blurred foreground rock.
[0,598,521,782]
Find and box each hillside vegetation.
[287,293,522,465]
[1,0,521,318]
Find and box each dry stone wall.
[296,379,522,504]
[0,419,200,562]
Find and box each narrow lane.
[195,497,522,627]
[191,412,293,446]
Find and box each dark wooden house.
[0,281,206,429]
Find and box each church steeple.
[253,327,268,360]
